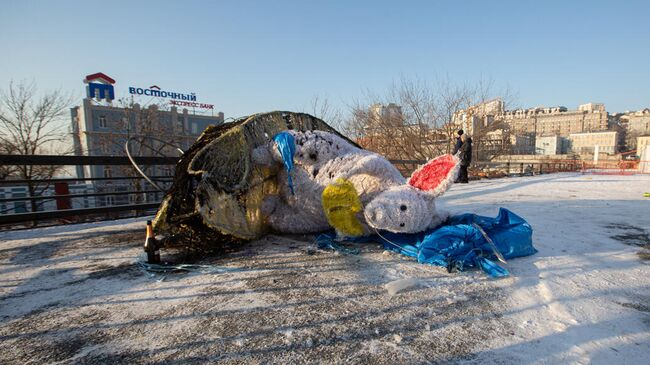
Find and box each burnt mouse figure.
[252,130,460,235]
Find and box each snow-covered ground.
[0,173,648,364]
[445,173,650,364]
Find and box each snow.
[385,278,420,296]
[442,173,650,364]
[0,173,648,364]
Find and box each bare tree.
[342,76,518,176]
[0,81,73,213]
[306,94,346,132]
[346,77,470,162]
[456,80,518,162]
[0,140,18,180]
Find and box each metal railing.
[2,153,644,228]
[0,155,178,227]
[392,157,649,176]
[390,159,583,177]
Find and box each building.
[626,108,650,134]
[511,134,535,155]
[618,109,650,150]
[578,103,606,113]
[369,102,402,118]
[0,184,94,215]
[454,101,611,156]
[568,131,618,155]
[71,98,224,206]
[368,103,403,128]
[637,136,650,158]
[452,99,505,136]
[358,103,454,163]
[504,103,609,137]
[478,129,534,158]
[535,135,569,155]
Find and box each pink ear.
[408,154,460,197]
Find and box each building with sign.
[84,72,115,102]
[71,73,224,206]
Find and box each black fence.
[0,154,581,229]
[0,155,178,227]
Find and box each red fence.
[580,160,649,175]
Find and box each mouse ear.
[408,154,460,197]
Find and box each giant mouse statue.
[252,130,460,236]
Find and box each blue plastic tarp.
[317,208,536,278]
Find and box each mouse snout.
[365,206,382,224]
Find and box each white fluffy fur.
[252,130,454,235]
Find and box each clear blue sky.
[1,0,649,119]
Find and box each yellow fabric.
[322,178,364,237]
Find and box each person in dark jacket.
[458,134,472,183]
[452,129,464,155]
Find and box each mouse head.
[363,154,460,233]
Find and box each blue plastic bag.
[316,208,536,278]
[377,208,536,277]
[273,132,296,194]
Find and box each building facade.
[71,98,224,206]
[504,103,609,137]
[452,99,505,136]
[0,184,94,216]
[367,103,404,129]
[568,131,618,155]
[637,136,650,158]
[453,100,622,157]
[626,108,650,134]
[535,135,569,155]
[618,109,650,150]
[511,134,535,155]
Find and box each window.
[191,122,198,134]
[12,192,27,213]
[105,196,114,206]
[99,115,107,128]
[14,201,27,213]
[103,166,112,178]
[164,167,172,176]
